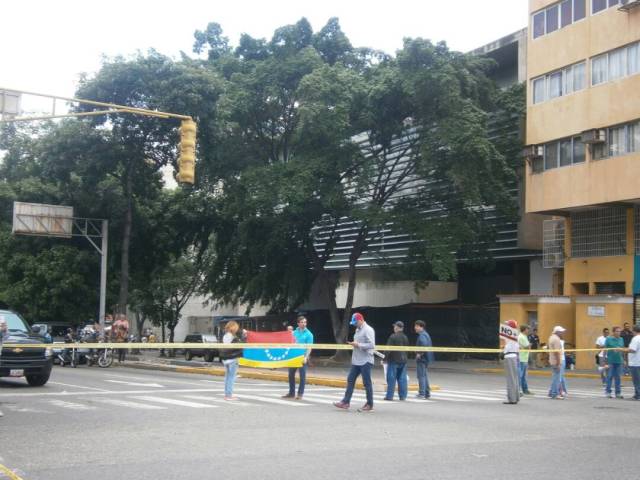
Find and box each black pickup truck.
[0,309,53,386]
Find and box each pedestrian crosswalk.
[2,376,635,416]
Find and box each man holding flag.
[283,316,314,400]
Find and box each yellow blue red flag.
[239,331,305,368]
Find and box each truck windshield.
[0,312,30,333]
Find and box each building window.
[592,41,640,86]
[573,136,586,163]
[533,77,546,104]
[533,0,587,39]
[559,139,573,166]
[609,48,626,81]
[533,11,546,39]
[531,61,586,104]
[628,43,639,75]
[571,207,627,258]
[629,122,640,153]
[593,0,620,13]
[591,120,640,161]
[595,282,626,294]
[592,55,608,85]
[535,136,585,173]
[608,125,626,157]
[545,142,559,170]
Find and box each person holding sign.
[500,319,520,405]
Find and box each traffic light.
[177,119,197,184]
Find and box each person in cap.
[383,321,410,401]
[548,325,566,399]
[334,312,376,412]
[414,320,435,399]
[501,319,520,404]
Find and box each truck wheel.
[205,352,214,362]
[185,351,193,361]
[26,373,51,387]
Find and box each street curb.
[473,368,632,381]
[122,362,440,391]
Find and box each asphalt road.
[0,365,638,480]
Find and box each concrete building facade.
[501,0,640,369]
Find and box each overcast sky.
[2,0,527,112]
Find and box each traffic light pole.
[99,220,108,333]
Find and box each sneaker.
[550,396,565,400]
[522,391,534,396]
[333,401,350,410]
[503,401,518,404]
[616,394,624,399]
[399,398,406,401]
[383,397,393,401]
[358,404,373,412]
[415,394,426,399]
[224,396,238,401]
[295,395,303,400]
[281,394,295,399]
[606,394,613,399]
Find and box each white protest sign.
[499,324,519,342]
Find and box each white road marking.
[105,380,164,388]
[235,394,310,406]
[432,392,498,401]
[180,395,253,406]
[91,398,167,410]
[131,395,218,408]
[49,381,110,392]
[48,399,96,411]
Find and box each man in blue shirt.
[283,316,314,400]
[414,320,435,399]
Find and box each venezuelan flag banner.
[239,331,305,368]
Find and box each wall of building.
[564,255,634,295]
[530,259,554,294]
[574,295,633,369]
[525,1,640,213]
[333,269,458,309]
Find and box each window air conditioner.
[619,0,640,12]
[523,145,544,159]
[581,129,606,144]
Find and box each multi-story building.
[500,0,640,368]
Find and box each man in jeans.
[518,325,532,395]
[414,320,435,399]
[283,316,313,400]
[383,321,409,401]
[604,326,625,399]
[548,326,566,400]
[334,312,376,412]
[627,325,640,400]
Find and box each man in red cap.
[502,319,520,404]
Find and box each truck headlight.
[45,348,53,358]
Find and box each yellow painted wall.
[525,1,640,213]
[537,302,575,346]
[499,302,539,328]
[564,256,634,295]
[574,301,633,369]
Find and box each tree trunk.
[117,166,134,314]
[134,311,146,339]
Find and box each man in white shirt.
[627,325,640,401]
[595,328,609,385]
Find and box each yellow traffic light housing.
[177,119,197,184]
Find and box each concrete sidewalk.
[118,350,631,388]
